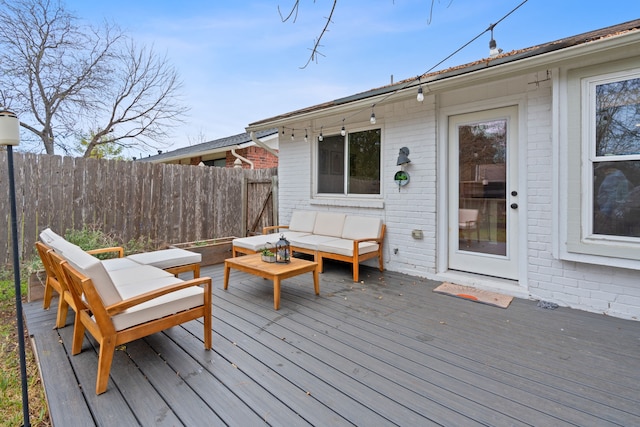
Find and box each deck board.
[24,261,640,426]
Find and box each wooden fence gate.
[241,176,278,237]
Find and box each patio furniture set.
[231,210,386,283]
[35,212,385,394]
[36,228,211,394]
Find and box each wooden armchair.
[59,245,212,395]
[36,241,70,328]
[37,241,124,328]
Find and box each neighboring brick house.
[139,128,278,169]
[246,20,640,320]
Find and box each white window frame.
[312,126,383,203]
[562,61,640,266]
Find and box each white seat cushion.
[46,233,82,255]
[341,216,382,240]
[312,212,346,238]
[102,258,141,271]
[111,277,204,331]
[288,211,318,233]
[126,248,201,269]
[61,244,122,306]
[288,234,340,251]
[108,265,175,287]
[233,231,310,252]
[39,228,63,245]
[317,238,379,257]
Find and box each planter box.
[171,237,235,266]
[261,254,276,263]
[28,270,47,302]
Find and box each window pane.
[593,160,640,236]
[348,129,381,194]
[458,120,507,255]
[596,78,640,156]
[318,135,344,194]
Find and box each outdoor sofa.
[37,228,212,394]
[232,211,385,282]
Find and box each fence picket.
[0,152,277,268]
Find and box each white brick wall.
[276,69,640,321]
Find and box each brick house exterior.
[140,129,278,169]
[246,20,640,320]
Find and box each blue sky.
[65,0,640,155]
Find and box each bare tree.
[279,0,452,69]
[0,0,187,157]
[80,42,188,157]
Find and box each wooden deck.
[25,260,640,426]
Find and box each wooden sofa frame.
[239,222,386,283]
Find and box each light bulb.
[318,133,323,142]
[341,126,346,137]
[291,132,294,141]
[370,112,376,125]
[417,87,424,102]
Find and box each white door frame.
[437,96,527,286]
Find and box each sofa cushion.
[341,216,382,240]
[45,232,80,255]
[288,234,341,251]
[288,210,317,233]
[108,265,175,287]
[111,277,204,331]
[312,212,346,237]
[61,244,122,306]
[233,231,310,252]
[39,228,63,245]
[115,276,185,300]
[317,238,380,257]
[126,248,201,269]
[102,257,141,272]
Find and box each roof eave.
[246,23,640,132]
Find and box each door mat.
[433,282,513,309]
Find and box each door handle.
[510,203,518,209]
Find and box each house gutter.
[231,148,254,169]
[250,131,279,157]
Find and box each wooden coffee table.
[223,254,319,310]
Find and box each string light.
[291,130,295,141]
[275,2,527,141]
[304,129,308,142]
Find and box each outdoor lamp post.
[0,110,30,427]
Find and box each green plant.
[65,225,119,258]
[64,224,158,258]
[260,247,275,257]
[123,235,156,256]
[21,254,44,278]
[0,279,49,425]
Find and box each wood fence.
[0,151,277,268]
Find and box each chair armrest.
[262,225,289,234]
[353,236,384,244]
[105,277,212,316]
[352,234,385,256]
[87,246,124,258]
